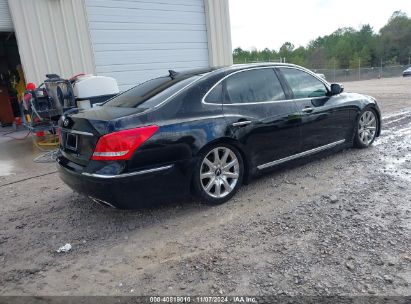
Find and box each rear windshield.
[104,75,200,108]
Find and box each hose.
[33,149,59,163]
[1,131,31,140]
[29,98,44,122]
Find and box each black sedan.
[57,63,381,208]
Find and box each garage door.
[85,0,209,91]
[0,0,13,31]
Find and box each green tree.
[232,11,411,69]
[378,11,411,65]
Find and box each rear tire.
[193,144,244,205]
[354,109,378,148]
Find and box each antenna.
[45,74,61,79]
[168,70,178,79]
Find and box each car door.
[204,67,301,170]
[277,67,350,152]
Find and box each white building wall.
[204,0,233,67]
[7,0,95,85]
[84,0,210,91]
[0,0,13,31]
[8,0,232,91]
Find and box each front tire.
[193,144,244,205]
[354,109,378,148]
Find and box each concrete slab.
[0,127,56,185]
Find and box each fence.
[233,59,409,82]
[312,65,408,82]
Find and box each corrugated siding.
[8,0,95,85]
[204,0,232,67]
[0,0,13,31]
[85,0,209,91]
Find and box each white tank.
[73,75,119,99]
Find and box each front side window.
[224,69,286,104]
[280,68,328,99]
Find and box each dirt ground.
[0,77,410,297]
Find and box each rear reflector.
[91,125,159,161]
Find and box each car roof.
[174,63,304,78]
[224,62,300,70]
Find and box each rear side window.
[224,69,285,104]
[280,68,328,99]
[204,83,223,103]
[104,75,199,108]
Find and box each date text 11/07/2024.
[149,296,258,303]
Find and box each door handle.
[302,107,314,113]
[232,120,252,127]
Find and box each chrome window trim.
[204,95,327,107]
[221,99,290,106]
[82,165,173,179]
[202,66,289,105]
[201,65,331,106]
[60,128,94,137]
[290,96,329,102]
[257,139,346,170]
[279,66,331,88]
[278,66,331,98]
[223,96,327,106]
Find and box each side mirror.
[330,83,344,95]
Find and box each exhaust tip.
[89,196,117,209]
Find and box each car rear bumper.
[57,158,192,209]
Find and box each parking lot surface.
[0,77,410,296]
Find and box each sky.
[229,0,411,51]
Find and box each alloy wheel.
[200,147,240,198]
[358,110,377,146]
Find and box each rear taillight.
[91,125,159,161]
